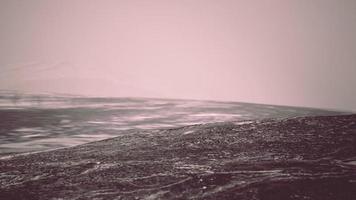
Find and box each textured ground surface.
[1,114,356,200]
[1,91,346,155]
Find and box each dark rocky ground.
[1,91,348,155]
[1,114,356,200]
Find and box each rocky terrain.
[1,91,348,156]
[1,114,356,200]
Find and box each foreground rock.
[1,115,356,200]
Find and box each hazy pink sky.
[1,0,356,110]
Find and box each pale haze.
[1,0,356,111]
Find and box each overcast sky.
[1,0,356,111]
